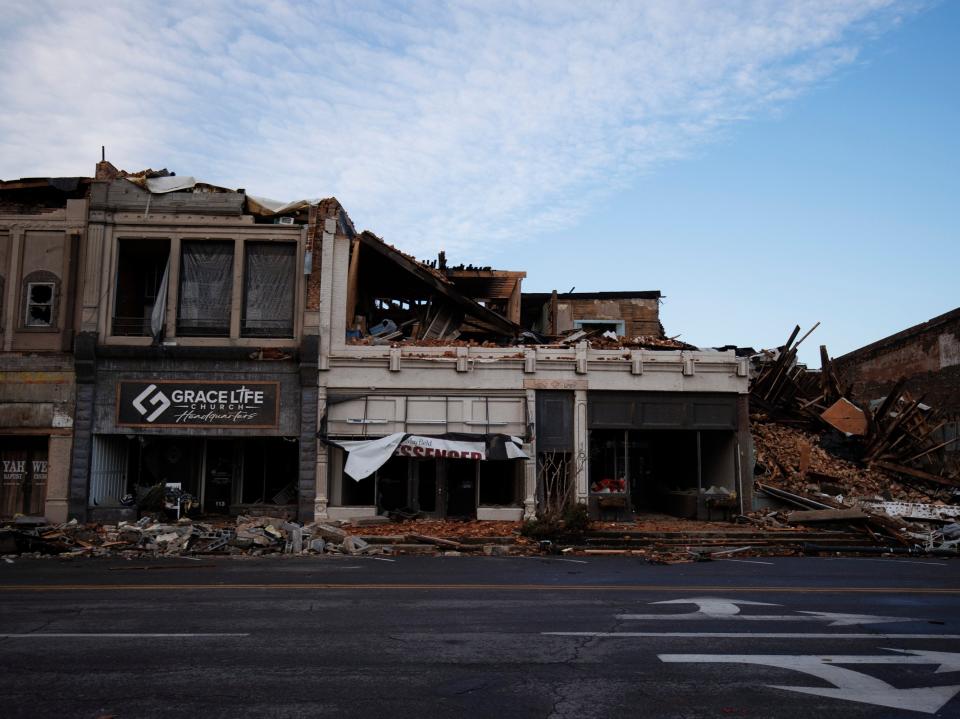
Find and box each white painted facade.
[315,227,751,522]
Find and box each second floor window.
[25,281,55,326]
[242,242,295,338]
[177,240,234,337]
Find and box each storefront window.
[479,459,521,506]
[342,472,375,506]
[0,436,47,517]
[589,429,628,495]
[376,456,408,512]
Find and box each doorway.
[203,440,236,514]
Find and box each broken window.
[22,271,59,328]
[177,240,233,337]
[242,242,296,338]
[240,437,299,505]
[112,239,170,336]
[342,472,375,506]
[574,319,625,336]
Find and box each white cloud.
[0,0,918,256]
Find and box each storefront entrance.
[330,448,525,521]
[588,428,737,519]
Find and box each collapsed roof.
[346,231,520,344]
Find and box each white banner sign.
[332,433,526,480]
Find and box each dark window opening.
[112,239,170,336]
[26,283,54,326]
[240,437,298,505]
[177,240,234,337]
[376,456,408,513]
[445,460,477,518]
[416,459,437,512]
[342,473,375,506]
[127,436,204,499]
[242,242,296,338]
[479,460,521,506]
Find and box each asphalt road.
[1,555,958,718]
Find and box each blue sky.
[0,1,955,364]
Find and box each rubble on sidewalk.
[0,515,536,559]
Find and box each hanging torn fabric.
[325,433,528,480]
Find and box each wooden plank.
[872,460,960,487]
[786,509,868,523]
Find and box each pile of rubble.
[0,515,531,560]
[752,420,940,503]
[587,334,697,351]
[747,325,960,553]
[751,324,959,486]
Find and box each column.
[523,389,537,519]
[314,386,329,520]
[44,434,73,523]
[574,389,589,503]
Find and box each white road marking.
[0,633,249,638]
[659,650,960,714]
[518,557,589,564]
[365,557,396,562]
[543,632,960,639]
[717,559,774,566]
[817,557,946,567]
[616,597,917,625]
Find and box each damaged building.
[2,161,753,527]
[67,163,330,522]
[0,177,89,522]
[314,225,752,523]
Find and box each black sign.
[117,381,280,428]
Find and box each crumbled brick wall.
[834,311,960,416]
[306,198,348,312]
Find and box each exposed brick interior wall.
[834,309,960,417]
[558,297,661,337]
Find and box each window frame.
[20,271,60,332]
[241,240,297,339]
[104,232,303,346]
[176,239,236,338]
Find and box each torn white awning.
[330,433,527,480]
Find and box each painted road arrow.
[659,650,960,714]
[617,596,918,625]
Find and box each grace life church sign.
[116,381,280,428]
